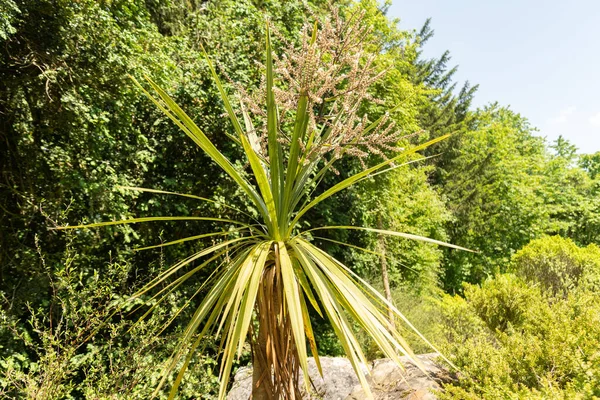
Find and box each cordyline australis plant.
[58,11,466,400]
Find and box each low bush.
[0,243,220,399]
[437,244,600,399]
[510,235,600,296]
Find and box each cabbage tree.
[58,12,466,400]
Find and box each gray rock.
[227,353,448,400]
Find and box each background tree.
[541,138,600,245]
[579,151,600,179]
[438,105,548,290]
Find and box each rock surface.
[227,353,449,400]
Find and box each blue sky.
[387,0,600,154]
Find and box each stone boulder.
[227,353,449,400]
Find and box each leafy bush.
[0,242,220,399]
[510,235,600,296]
[437,267,600,398]
[463,274,540,332]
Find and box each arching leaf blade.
[289,134,451,234]
[130,75,269,221]
[302,225,475,252]
[54,216,246,230]
[240,134,280,239]
[278,242,311,393]
[265,23,284,216]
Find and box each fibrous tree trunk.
[252,245,302,399]
[252,320,271,400]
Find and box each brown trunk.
[252,264,276,400]
[251,245,301,399]
[378,216,395,329]
[252,320,271,400]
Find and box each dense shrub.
[510,235,600,296]
[0,242,221,399]
[437,242,600,399]
[461,274,540,333]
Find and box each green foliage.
[413,18,478,161]
[307,0,451,293]
[354,166,451,290]
[1,0,183,316]
[542,142,600,246]
[579,151,600,179]
[437,240,600,399]
[0,0,338,397]
[0,0,334,314]
[437,111,600,292]
[439,105,548,290]
[0,0,19,39]
[358,287,448,358]
[461,274,540,333]
[0,239,219,399]
[510,235,600,296]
